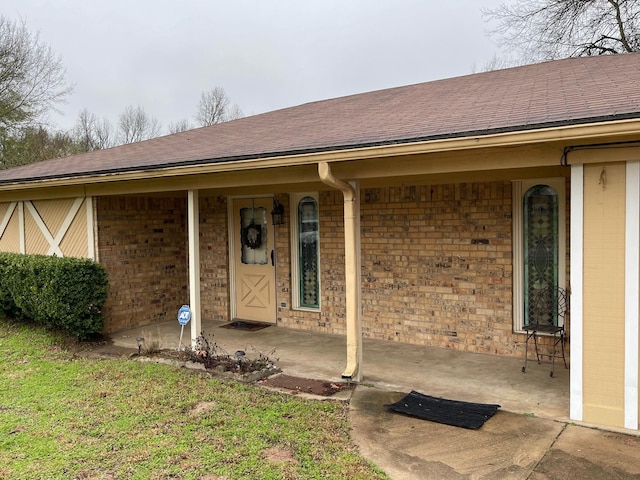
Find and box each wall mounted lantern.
[271,198,284,226]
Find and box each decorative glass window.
[291,193,320,310]
[240,205,268,265]
[512,179,566,331]
[523,185,558,326]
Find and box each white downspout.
[318,162,362,381]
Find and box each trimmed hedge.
[0,252,108,338]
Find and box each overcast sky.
[4,0,505,133]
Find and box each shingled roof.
[1,53,640,185]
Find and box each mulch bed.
[259,374,353,397]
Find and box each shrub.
[0,252,108,338]
[0,253,20,319]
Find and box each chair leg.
[522,330,533,373]
[550,333,557,377]
[549,331,567,377]
[560,332,568,369]
[533,332,541,364]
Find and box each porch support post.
[624,161,639,430]
[570,164,584,422]
[86,196,96,260]
[318,162,362,382]
[187,190,201,347]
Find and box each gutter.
[1,117,640,190]
[561,140,640,166]
[318,162,362,381]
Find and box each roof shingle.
[2,53,640,184]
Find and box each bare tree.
[167,118,193,134]
[0,16,72,133]
[194,87,243,127]
[225,103,243,121]
[472,54,526,73]
[73,108,113,151]
[483,0,640,61]
[94,116,113,149]
[117,105,162,144]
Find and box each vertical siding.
[14,199,90,258]
[32,199,75,238]
[24,210,49,255]
[0,217,20,253]
[0,202,20,253]
[582,162,626,428]
[59,206,89,258]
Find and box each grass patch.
[0,318,388,479]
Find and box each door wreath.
[242,222,262,249]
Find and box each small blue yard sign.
[178,305,191,326]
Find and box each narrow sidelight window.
[523,185,559,326]
[291,193,321,310]
[512,178,566,331]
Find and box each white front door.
[231,197,277,324]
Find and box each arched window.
[291,193,320,309]
[523,185,559,326]
[513,179,566,331]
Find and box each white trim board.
[570,164,584,422]
[625,161,639,430]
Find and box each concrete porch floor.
[110,319,569,422]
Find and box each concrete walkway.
[107,320,640,479]
[350,387,640,479]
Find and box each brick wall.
[96,196,188,333]
[198,195,230,321]
[96,183,567,359]
[359,183,515,354]
[276,182,522,356]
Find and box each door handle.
[271,250,275,266]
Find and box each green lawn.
[0,319,388,480]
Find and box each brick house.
[0,54,639,431]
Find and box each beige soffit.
[1,118,640,194]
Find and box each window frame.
[512,178,566,332]
[290,192,321,311]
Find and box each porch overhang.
[0,118,639,201]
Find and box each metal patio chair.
[521,286,568,377]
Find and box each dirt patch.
[264,446,297,464]
[259,374,353,397]
[189,401,217,416]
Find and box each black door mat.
[219,321,271,331]
[384,390,500,429]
